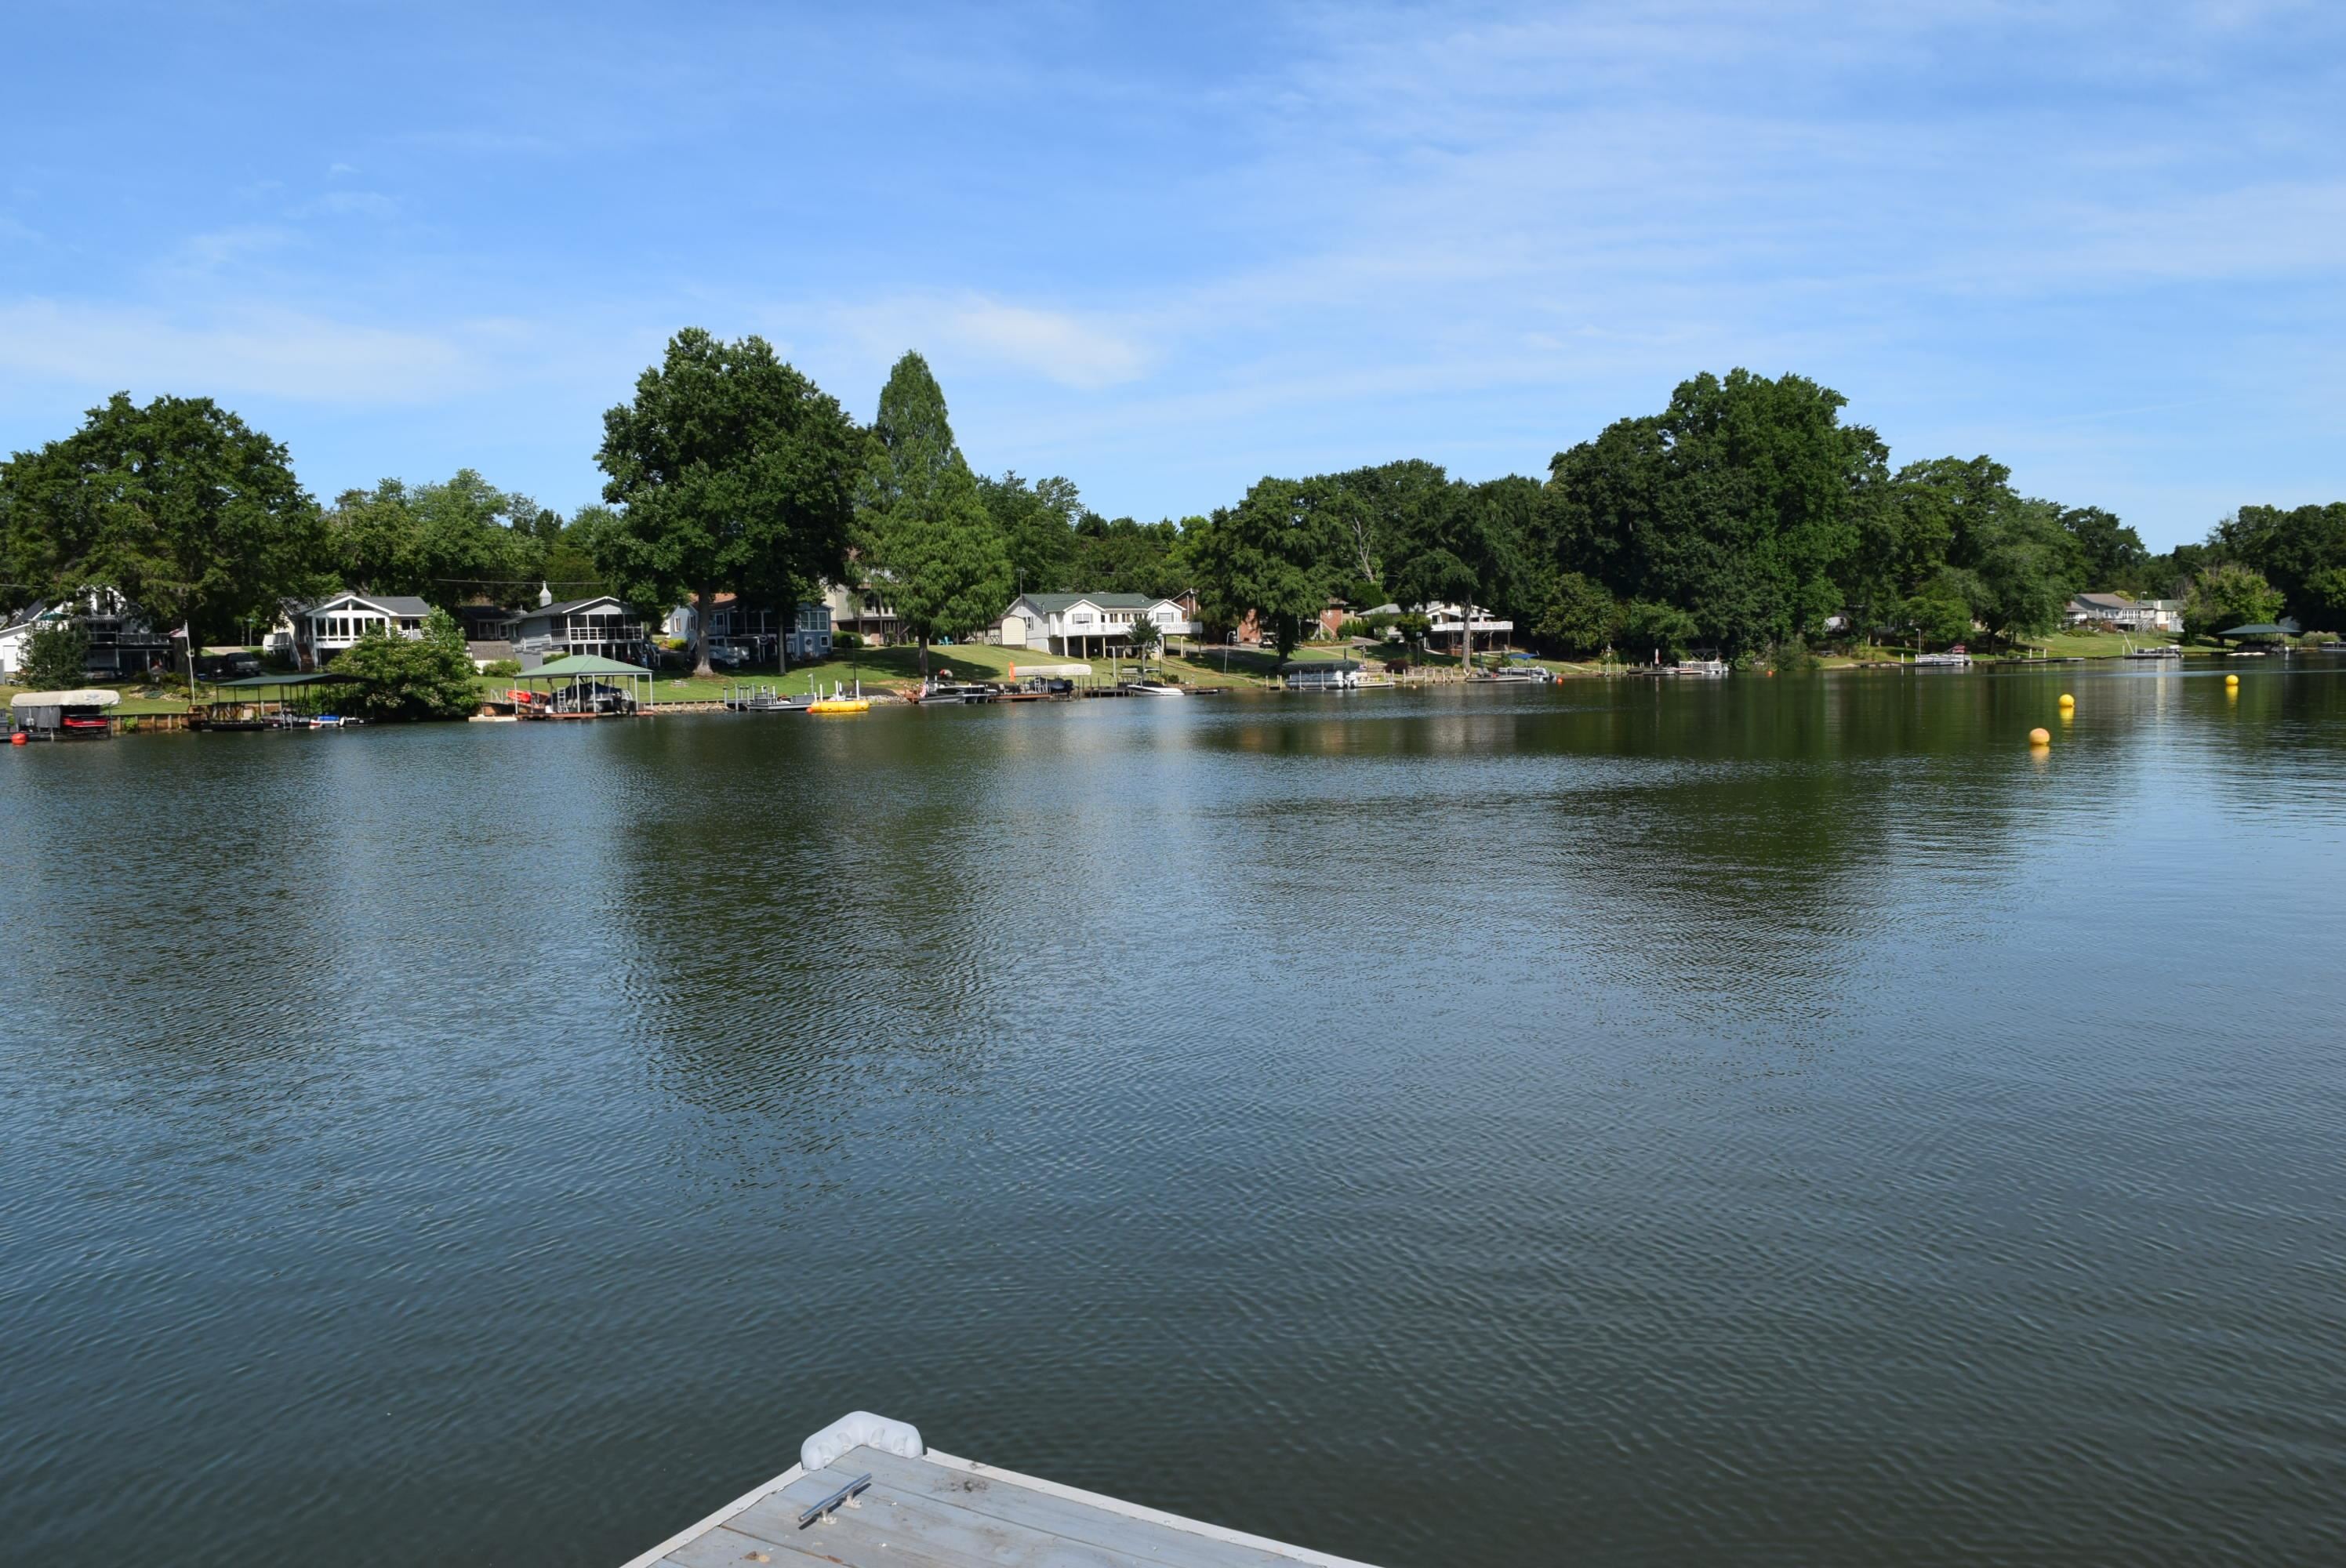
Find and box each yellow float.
[2058,692,2075,708]
[808,697,870,714]
[2028,727,2051,746]
[2224,673,2240,688]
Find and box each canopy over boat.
[11,688,120,708]
[525,653,653,677]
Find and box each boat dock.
[623,1413,1375,1568]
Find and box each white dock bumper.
[801,1410,924,1472]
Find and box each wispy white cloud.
[824,294,1150,390]
[0,299,474,403]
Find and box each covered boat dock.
[9,688,120,739]
[199,670,365,728]
[511,653,655,718]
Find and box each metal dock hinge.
[798,1472,872,1528]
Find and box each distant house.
[2066,593,2181,633]
[508,593,654,669]
[272,592,433,670]
[993,593,1197,658]
[664,593,834,663]
[824,579,902,645]
[1424,602,1513,653]
[0,591,172,680]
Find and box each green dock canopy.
[523,654,652,677]
[211,670,361,688]
[2219,623,2292,638]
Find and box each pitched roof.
[525,653,652,677]
[2074,593,2137,609]
[526,596,629,618]
[1014,592,1165,613]
[303,592,433,617]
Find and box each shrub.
[20,622,91,689]
[482,658,522,677]
[335,609,481,720]
[833,630,861,649]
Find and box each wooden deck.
[623,1443,1379,1568]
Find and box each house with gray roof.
[993,592,1197,657]
[271,591,434,670]
[508,591,654,669]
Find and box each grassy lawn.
[1,681,194,716]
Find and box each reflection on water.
[3,665,2344,1566]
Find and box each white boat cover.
[11,689,121,707]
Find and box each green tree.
[20,621,90,689]
[2059,505,2148,591]
[1069,513,1186,597]
[324,470,542,608]
[1531,570,1620,657]
[333,608,480,720]
[1900,574,1976,648]
[1618,600,1698,660]
[2217,503,2346,631]
[596,329,861,677]
[1188,481,1335,659]
[1545,370,1879,655]
[2182,561,2285,640]
[978,471,1080,594]
[1968,501,2081,644]
[1126,605,1162,670]
[0,392,325,647]
[859,353,1012,677]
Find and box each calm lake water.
[5,665,2344,1566]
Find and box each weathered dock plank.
[844,1449,1317,1568]
[623,1421,1378,1568]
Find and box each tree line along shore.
[5,329,2343,720]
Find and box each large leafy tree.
[2216,503,2346,631]
[2059,505,2148,592]
[1387,474,1534,670]
[1545,370,1881,656]
[2182,562,2285,639]
[1069,512,1186,597]
[0,392,325,646]
[597,329,862,677]
[978,471,1081,595]
[1187,480,1335,658]
[324,470,542,608]
[859,352,1011,676]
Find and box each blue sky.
[3,2,2341,549]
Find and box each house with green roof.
[994,592,1197,657]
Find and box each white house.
[1424,602,1514,653]
[993,593,1197,658]
[270,592,432,669]
[2066,593,2182,633]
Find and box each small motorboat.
[1124,680,1187,697]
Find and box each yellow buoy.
[2028,727,2051,746]
[2224,673,2239,687]
[2058,692,2075,708]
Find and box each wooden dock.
[623,1420,1377,1568]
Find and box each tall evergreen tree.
[859,353,1011,677]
